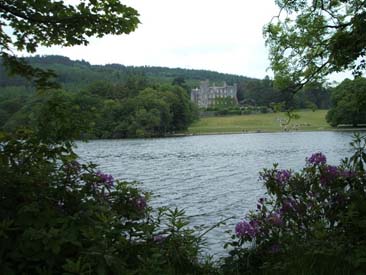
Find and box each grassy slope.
[187,110,332,134]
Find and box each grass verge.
[187,110,332,134]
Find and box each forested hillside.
[0,55,251,91]
[0,55,332,138]
[0,55,331,107]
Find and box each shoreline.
[80,128,366,141]
[173,128,366,138]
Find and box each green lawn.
[187,110,332,134]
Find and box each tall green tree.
[264,0,366,90]
[326,78,366,127]
[0,0,140,89]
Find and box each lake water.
[76,131,359,257]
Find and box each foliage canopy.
[0,0,140,89]
[326,77,366,127]
[264,0,366,90]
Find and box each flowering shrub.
[306,151,327,165]
[0,131,213,275]
[96,170,114,187]
[2,128,365,274]
[224,134,366,274]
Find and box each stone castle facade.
[191,81,238,108]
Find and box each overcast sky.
[31,0,350,82]
[30,0,280,79]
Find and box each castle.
[190,80,238,108]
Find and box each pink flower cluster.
[96,171,114,187]
[306,152,327,166]
[134,196,147,210]
[235,220,259,239]
[275,169,291,184]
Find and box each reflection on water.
[76,131,356,256]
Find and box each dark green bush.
[227,109,241,115]
[223,134,366,275]
[259,106,269,113]
[3,120,365,274]
[216,109,229,116]
[0,131,213,274]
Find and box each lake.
[76,131,358,257]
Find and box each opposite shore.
[172,127,366,138]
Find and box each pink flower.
[275,170,291,184]
[306,152,327,166]
[96,171,114,187]
[134,196,147,210]
[235,220,259,239]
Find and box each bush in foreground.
[2,129,366,274]
[223,134,366,274]
[0,131,215,275]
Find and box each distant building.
[191,80,238,108]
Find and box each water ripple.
[76,131,357,257]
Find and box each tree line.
[0,55,337,136]
[0,72,198,138]
[1,54,365,131]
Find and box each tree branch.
[0,3,83,25]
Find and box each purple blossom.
[320,166,356,185]
[275,169,291,184]
[235,220,259,239]
[134,196,147,210]
[306,152,327,166]
[320,165,339,186]
[96,171,114,187]
[341,170,356,178]
[249,219,259,228]
[268,212,283,226]
[280,198,297,213]
[326,165,339,176]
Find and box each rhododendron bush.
[223,134,366,274]
[0,131,211,274]
[2,129,366,274]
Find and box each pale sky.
[30,0,351,82]
[31,0,279,79]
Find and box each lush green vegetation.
[2,0,366,274]
[1,2,214,274]
[2,127,366,275]
[0,55,252,92]
[264,0,366,90]
[0,55,332,115]
[188,110,331,134]
[0,0,139,89]
[237,76,331,110]
[0,76,199,138]
[0,54,336,138]
[327,78,366,127]
[0,131,216,275]
[223,135,366,275]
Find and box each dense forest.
[0,55,251,90]
[0,55,333,138]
